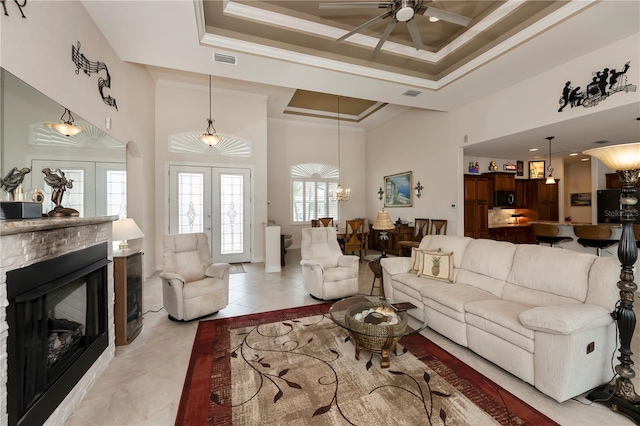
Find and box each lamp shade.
[372,211,394,230]
[583,142,640,171]
[112,218,144,242]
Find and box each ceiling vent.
[214,53,237,65]
[402,89,422,97]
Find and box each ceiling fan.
[319,0,472,54]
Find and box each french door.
[168,165,251,263]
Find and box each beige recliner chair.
[160,233,230,321]
[300,227,359,300]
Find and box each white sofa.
[380,234,620,403]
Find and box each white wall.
[365,34,638,234]
[366,108,460,233]
[564,160,592,223]
[1,1,156,273]
[154,81,268,265]
[267,119,366,247]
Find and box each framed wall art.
[529,161,545,179]
[571,193,592,206]
[384,171,412,208]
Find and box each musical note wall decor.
[1,0,27,18]
[71,41,118,110]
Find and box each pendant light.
[545,136,556,185]
[46,107,83,137]
[199,75,221,146]
[330,95,351,202]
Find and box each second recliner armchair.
[160,232,230,321]
[300,227,359,300]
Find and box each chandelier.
[330,95,350,202]
[199,75,221,146]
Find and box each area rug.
[229,263,246,274]
[177,303,558,425]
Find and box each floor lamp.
[584,142,640,423]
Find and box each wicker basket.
[345,302,408,350]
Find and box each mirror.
[1,68,126,217]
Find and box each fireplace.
[6,243,109,426]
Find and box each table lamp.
[583,141,640,422]
[372,210,395,258]
[112,218,144,251]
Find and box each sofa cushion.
[418,251,454,282]
[392,273,443,301]
[421,283,498,316]
[459,238,517,279]
[424,235,471,269]
[504,245,596,305]
[586,256,621,311]
[519,304,614,334]
[324,266,358,282]
[465,299,535,353]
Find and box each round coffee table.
[329,296,428,368]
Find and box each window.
[291,163,339,223]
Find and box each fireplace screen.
[7,243,109,426]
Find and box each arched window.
[291,163,339,223]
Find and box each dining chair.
[430,219,448,235]
[344,219,365,259]
[318,217,334,227]
[397,218,429,256]
[311,219,320,227]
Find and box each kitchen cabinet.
[464,175,490,239]
[491,172,516,191]
[606,173,640,189]
[369,224,413,256]
[488,226,535,244]
[537,180,559,221]
[515,179,526,208]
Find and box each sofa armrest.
[519,304,613,335]
[338,255,359,271]
[380,257,412,275]
[159,271,185,283]
[206,263,231,279]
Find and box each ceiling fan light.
[429,16,439,22]
[396,6,415,22]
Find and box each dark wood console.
[114,249,143,346]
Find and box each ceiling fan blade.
[319,2,389,10]
[422,6,472,27]
[374,19,397,54]
[406,19,424,50]
[337,11,392,42]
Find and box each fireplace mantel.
[1,216,117,425]
[0,215,118,236]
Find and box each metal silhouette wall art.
[558,61,636,112]
[72,41,118,110]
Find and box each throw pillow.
[419,251,454,282]
[411,247,441,273]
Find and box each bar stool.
[573,224,618,256]
[531,223,573,247]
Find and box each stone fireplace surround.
[0,217,116,425]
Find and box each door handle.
[205,227,211,231]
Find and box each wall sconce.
[414,181,424,198]
[377,187,384,200]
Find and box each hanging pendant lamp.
[330,95,350,202]
[45,107,83,137]
[545,136,556,184]
[199,75,221,146]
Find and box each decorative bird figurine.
[0,166,31,200]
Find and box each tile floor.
[67,250,639,425]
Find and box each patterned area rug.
[229,263,246,274]
[177,303,558,425]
